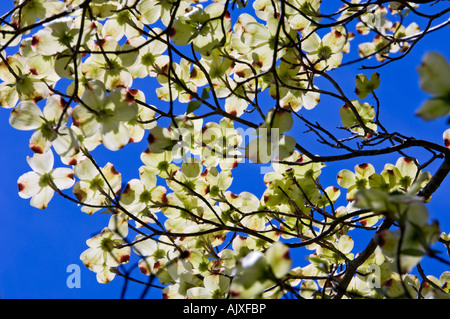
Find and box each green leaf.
[201,87,211,100]
[400,248,425,257]
[416,98,450,121]
[418,52,450,97]
[187,100,201,114]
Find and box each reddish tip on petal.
[123,183,131,195]
[74,191,83,202]
[334,30,342,38]
[403,157,413,163]
[119,255,130,263]
[125,93,135,104]
[31,145,43,154]
[235,70,246,78]
[128,88,138,96]
[18,183,25,192]
[358,163,369,169]
[29,68,38,75]
[110,165,119,175]
[161,63,169,74]
[190,67,198,78]
[95,38,106,47]
[139,266,148,275]
[148,133,155,144]
[180,250,190,259]
[33,96,43,103]
[383,278,393,287]
[31,36,39,46]
[72,117,80,127]
[296,155,305,163]
[161,192,168,205]
[377,231,386,247]
[445,139,450,148]
[68,158,78,166]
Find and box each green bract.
[355,72,380,99]
[416,52,450,121]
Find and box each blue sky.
[0,2,449,299]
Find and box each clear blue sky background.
[0,2,449,299]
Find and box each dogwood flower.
[17,150,75,209]
[302,29,347,70]
[0,54,49,108]
[337,163,376,201]
[80,214,130,283]
[9,96,79,156]
[81,36,138,89]
[72,80,139,151]
[119,166,167,227]
[131,234,175,282]
[72,156,122,215]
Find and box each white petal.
[17,171,41,198]
[80,247,104,269]
[27,150,54,174]
[9,101,44,130]
[302,32,321,53]
[101,120,130,151]
[80,80,106,109]
[29,129,53,154]
[96,265,116,284]
[74,157,98,180]
[30,186,54,209]
[108,214,129,239]
[132,235,157,257]
[418,52,450,96]
[51,167,75,190]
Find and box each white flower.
[18,150,75,209]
